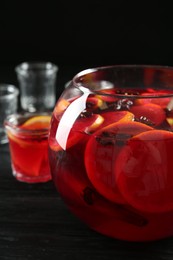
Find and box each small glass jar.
[5,112,52,183]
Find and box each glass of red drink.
[48,65,173,241]
[4,112,52,183]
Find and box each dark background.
[2,3,173,259]
[1,1,173,93]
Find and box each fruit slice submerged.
[49,111,133,152]
[100,111,134,129]
[49,114,104,152]
[96,89,117,102]
[136,91,172,108]
[73,114,104,133]
[85,120,153,204]
[130,103,166,126]
[115,130,173,213]
[54,99,70,118]
[22,115,51,130]
[86,96,103,110]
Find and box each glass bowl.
[48,65,173,241]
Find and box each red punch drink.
[48,65,173,241]
[5,113,52,183]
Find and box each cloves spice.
[96,131,133,146]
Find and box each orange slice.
[115,130,173,213]
[6,115,51,147]
[167,118,173,126]
[100,111,134,130]
[86,114,104,132]
[86,96,103,110]
[54,99,70,118]
[49,114,104,152]
[22,115,51,130]
[136,91,171,108]
[130,103,166,126]
[85,120,153,204]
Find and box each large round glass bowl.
[48,65,173,241]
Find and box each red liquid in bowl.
[48,87,173,241]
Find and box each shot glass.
[4,112,52,183]
[0,84,19,144]
[15,62,58,113]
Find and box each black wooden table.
[1,64,173,259]
[1,143,173,260]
